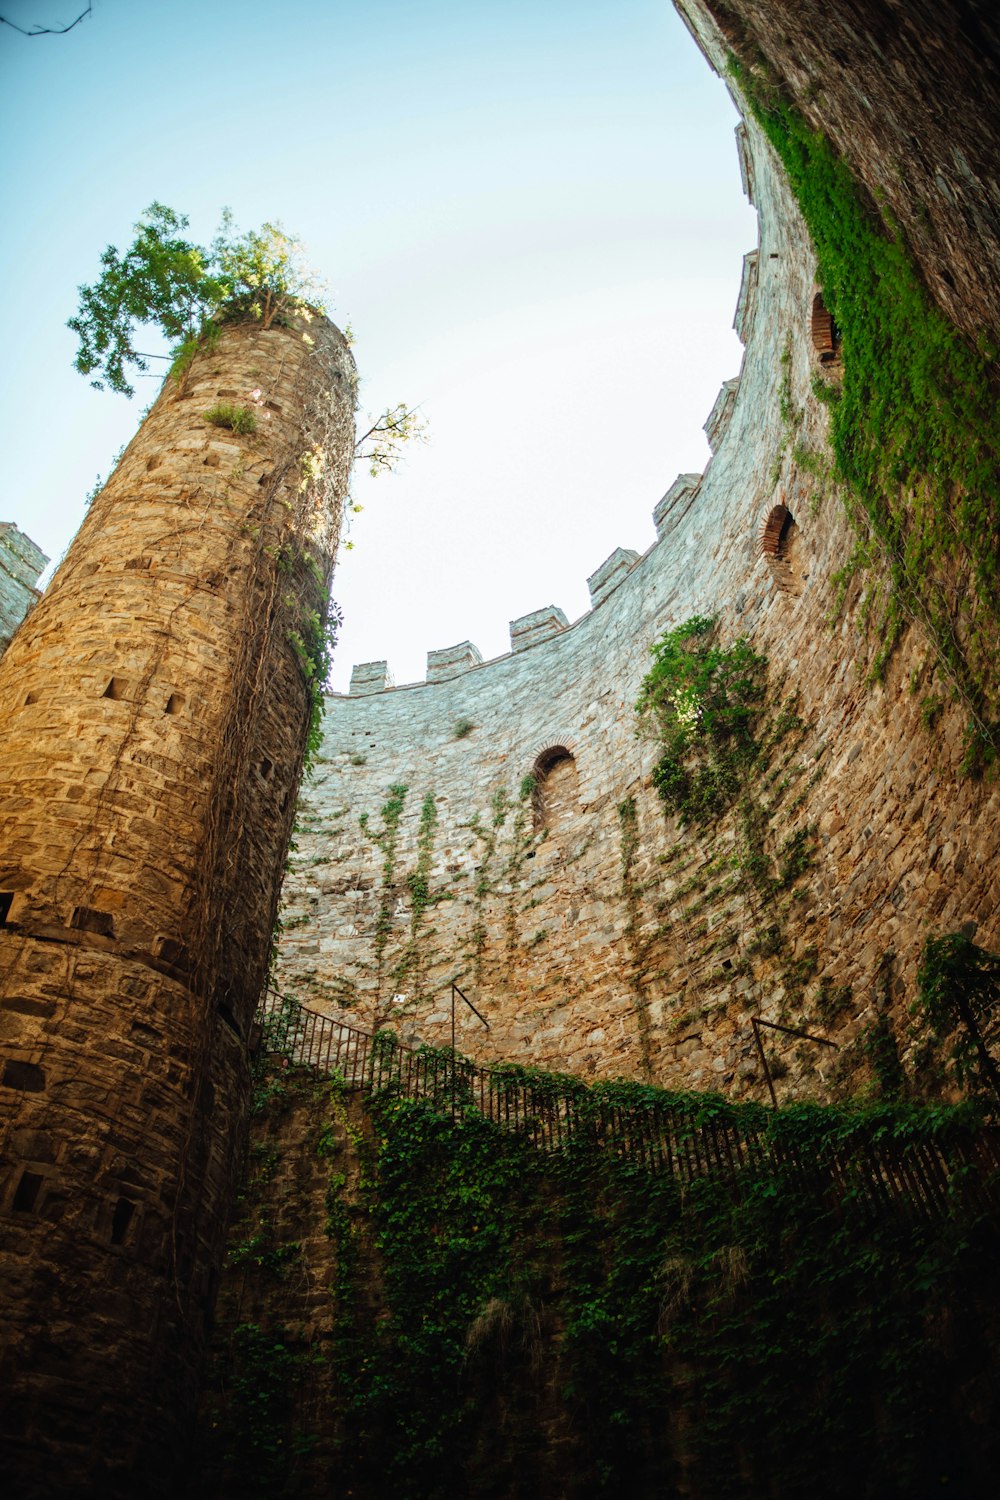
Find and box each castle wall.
[276,21,1000,1102]
[0,312,355,1494]
[0,522,48,654]
[685,0,1000,343]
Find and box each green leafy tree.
[68,202,328,397]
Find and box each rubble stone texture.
[0,311,355,1496]
[276,4,1000,1107]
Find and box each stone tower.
[0,310,355,1493]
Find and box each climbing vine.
[635,615,768,826]
[912,931,1000,1104]
[359,783,408,992]
[636,616,817,1018]
[205,1051,1000,1500]
[729,54,1000,770]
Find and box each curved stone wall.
[277,5,1000,1103]
[0,312,355,1495]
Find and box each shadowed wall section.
[0,311,355,1495]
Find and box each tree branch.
[0,2,91,35]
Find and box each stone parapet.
[734,249,759,344]
[0,522,48,654]
[704,376,741,452]
[653,473,703,538]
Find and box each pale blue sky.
[0,0,755,689]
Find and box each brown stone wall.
[0,310,355,1494]
[687,0,1000,341]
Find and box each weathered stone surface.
[276,29,1000,1115]
[0,311,354,1495]
[349,659,396,694]
[0,523,47,655]
[687,0,1000,342]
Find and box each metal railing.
[255,989,1000,1219]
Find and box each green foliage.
[360,783,409,974]
[215,1322,313,1487]
[68,202,324,397]
[858,1013,906,1099]
[635,616,768,825]
[914,931,1000,1101]
[202,401,257,435]
[453,717,475,739]
[354,402,427,478]
[250,1069,999,1500]
[287,597,342,777]
[730,56,1000,760]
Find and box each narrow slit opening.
[110,1197,135,1246]
[70,906,115,938]
[12,1170,44,1214]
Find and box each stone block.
[349,660,395,695]
[653,474,702,538]
[426,640,483,682]
[586,548,640,608]
[509,606,569,653]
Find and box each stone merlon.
[587,547,640,607]
[510,606,569,653]
[0,522,49,654]
[704,377,740,453]
[653,473,703,538]
[349,659,395,695]
[733,250,759,344]
[427,640,483,682]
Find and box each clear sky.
[0,0,756,690]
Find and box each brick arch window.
[758,503,804,597]
[532,746,579,832]
[811,291,840,363]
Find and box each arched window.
[532,746,579,831]
[758,504,804,597]
[810,292,840,363]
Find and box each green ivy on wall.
[729,53,1000,772]
[204,1057,1000,1500]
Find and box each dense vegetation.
[200,1051,1000,1499]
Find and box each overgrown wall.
[276,10,1000,1105]
[198,1067,1000,1499]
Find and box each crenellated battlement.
[342,115,763,698]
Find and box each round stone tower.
[0,310,355,1493]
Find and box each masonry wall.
[0,522,48,654]
[276,18,1000,1105]
[0,311,355,1495]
